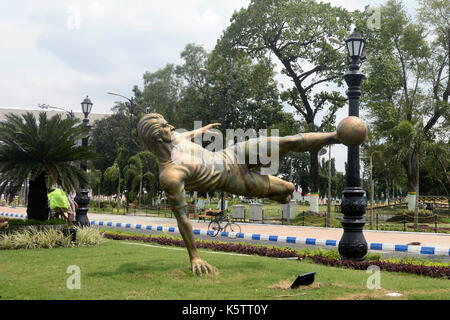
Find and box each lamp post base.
[74,188,90,227]
[338,187,368,260]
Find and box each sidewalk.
[2,206,450,255]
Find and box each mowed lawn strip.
[0,240,449,300]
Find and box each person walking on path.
[47,187,75,227]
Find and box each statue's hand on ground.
[190,257,219,276]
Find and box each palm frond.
[0,111,98,196]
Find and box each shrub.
[381,257,449,268]
[6,218,67,226]
[386,209,438,223]
[307,255,450,278]
[75,227,106,246]
[0,233,13,249]
[99,201,112,209]
[0,227,105,250]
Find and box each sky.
[1,0,420,172]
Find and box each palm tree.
[125,155,144,207]
[103,156,123,213]
[88,166,102,211]
[125,151,158,207]
[0,112,97,220]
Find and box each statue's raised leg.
[235,132,339,167]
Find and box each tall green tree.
[90,113,131,173]
[358,0,445,203]
[0,112,97,220]
[88,166,102,197]
[173,43,299,132]
[218,0,352,196]
[141,64,183,127]
[418,0,450,194]
[421,141,450,196]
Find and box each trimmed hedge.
[103,232,450,279]
[5,218,67,226]
[307,256,450,278]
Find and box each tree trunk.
[117,168,121,214]
[310,149,319,194]
[406,150,418,194]
[139,175,143,208]
[309,149,320,213]
[414,152,420,229]
[26,172,49,221]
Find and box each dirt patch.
[401,288,450,297]
[166,268,191,280]
[269,280,322,290]
[335,289,402,300]
[331,282,364,290]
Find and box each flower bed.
[103,231,450,279]
[0,218,67,235]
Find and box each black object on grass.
[291,272,316,289]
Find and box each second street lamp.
[74,95,93,226]
[107,91,136,214]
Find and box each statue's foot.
[191,258,219,276]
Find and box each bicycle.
[207,213,241,238]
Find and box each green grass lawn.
[0,240,449,300]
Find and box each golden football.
[337,116,367,147]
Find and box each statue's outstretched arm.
[178,123,221,141]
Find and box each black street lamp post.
[75,96,93,226]
[338,30,368,261]
[107,91,136,215]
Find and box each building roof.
[0,107,110,122]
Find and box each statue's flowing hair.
[137,113,165,146]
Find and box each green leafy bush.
[386,209,440,223]
[381,257,449,268]
[6,218,67,226]
[0,227,105,250]
[75,227,106,246]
